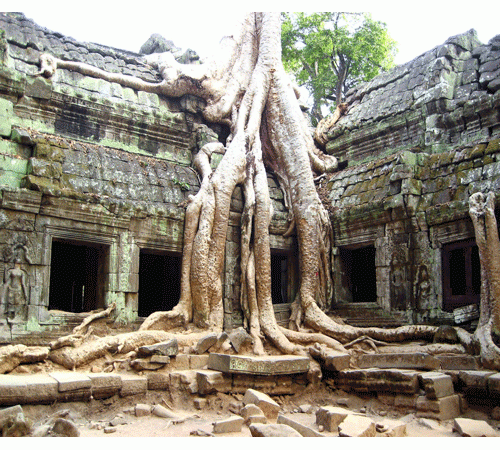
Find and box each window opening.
[138,249,181,317]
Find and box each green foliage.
[281,12,397,125]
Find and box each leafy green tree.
[282,12,397,125]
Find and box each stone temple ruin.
[0,12,500,437]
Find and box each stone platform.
[207,353,310,375]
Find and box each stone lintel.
[208,353,310,375]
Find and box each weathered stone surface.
[416,394,461,420]
[49,371,91,392]
[151,404,181,420]
[169,370,198,394]
[315,406,350,432]
[453,418,498,437]
[249,423,302,437]
[436,355,479,370]
[419,372,455,399]
[357,352,440,370]
[212,415,244,434]
[119,374,148,397]
[196,369,231,395]
[338,415,376,437]
[135,403,151,417]
[0,404,30,436]
[87,373,122,399]
[240,403,265,421]
[51,417,80,437]
[486,372,500,394]
[277,414,323,437]
[22,374,59,404]
[228,327,254,353]
[459,370,496,390]
[376,418,407,437]
[243,388,281,420]
[208,353,309,375]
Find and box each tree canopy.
[281,12,397,125]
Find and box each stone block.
[436,355,479,370]
[336,368,420,394]
[212,415,244,434]
[453,418,498,437]
[323,352,351,371]
[419,372,455,399]
[196,369,231,395]
[240,403,264,421]
[249,423,302,437]
[377,418,407,437]
[243,388,281,420]
[416,394,461,420]
[169,370,198,394]
[50,371,91,402]
[146,371,170,390]
[194,332,218,354]
[459,370,496,391]
[119,374,148,397]
[189,354,209,369]
[277,414,323,437]
[87,373,122,399]
[316,406,350,432]
[208,353,309,375]
[0,375,27,405]
[357,352,440,370]
[338,415,376,437]
[135,403,151,417]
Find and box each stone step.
[330,303,406,328]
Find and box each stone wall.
[323,29,500,326]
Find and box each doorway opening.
[138,249,181,317]
[340,245,377,303]
[271,252,289,304]
[442,238,480,312]
[49,239,108,313]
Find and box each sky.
[5,1,500,66]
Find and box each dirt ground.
[16,382,498,439]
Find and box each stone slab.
[277,414,323,437]
[0,375,28,405]
[459,370,496,390]
[316,406,351,432]
[23,374,59,404]
[453,418,499,437]
[208,353,309,375]
[419,372,455,399]
[436,355,480,370]
[338,414,376,437]
[416,394,461,420]
[119,374,148,397]
[49,371,91,392]
[357,352,440,370]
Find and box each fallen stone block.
[228,327,253,353]
[119,374,148,397]
[243,388,280,420]
[50,417,80,437]
[135,403,151,417]
[212,415,244,433]
[357,352,440,370]
[130,358,164,371]
[194,333,218,354]
[277,414,323,437]
[338,415,376,437]
[453,418,499,437]
[416,394,460,420]
[151,404,182,420]
[137,339,178,357]
[249,423,302,437]
[240,403,265,421]
[315,406,350,432]
[375,418,407,437]
[87,373,122,399]
[196,369,231,394]
[419,372,455,399]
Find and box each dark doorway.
[271,252,288,304]
[340,246,377,302]
[442,239,480,312]
[49,239,107,313]
[138,249,181,317]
